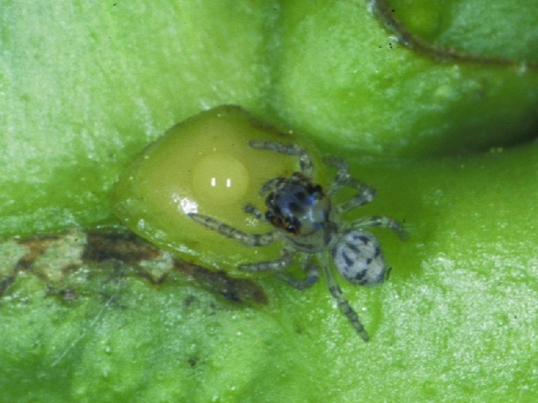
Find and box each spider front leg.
[323,157,376,213]
[188,213,282,246]
[258,177,284,197]
[347,215,408,241]
[249,141,314,178]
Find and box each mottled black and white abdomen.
[332,231,387,286]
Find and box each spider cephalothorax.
[263,172,337,253]
[189,141,407,341]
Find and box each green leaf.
[1,0,538,402]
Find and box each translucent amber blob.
[111,105,326,276]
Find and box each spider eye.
[284,217,301,234]
[286,224,296,233]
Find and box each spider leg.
[323,157,370,195]
[335,189,376,214]
[239,244,296,272]
[274,253,320,290]
[319,252,370,341]
[323,157,376,213]
[188,213,281,246]
[243,203,266,221]
[346,215,408,241]
[258,177,283,197]
[249,141,314,178]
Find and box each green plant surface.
[272,0,538,156]
[0,0,274,237]
[1,0,538,402]
[387,0,538,60]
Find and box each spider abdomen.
[332,230,387,286]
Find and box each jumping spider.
[189,141,407,341]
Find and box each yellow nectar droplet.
[111,105,325,276]
[192,153,250,206]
